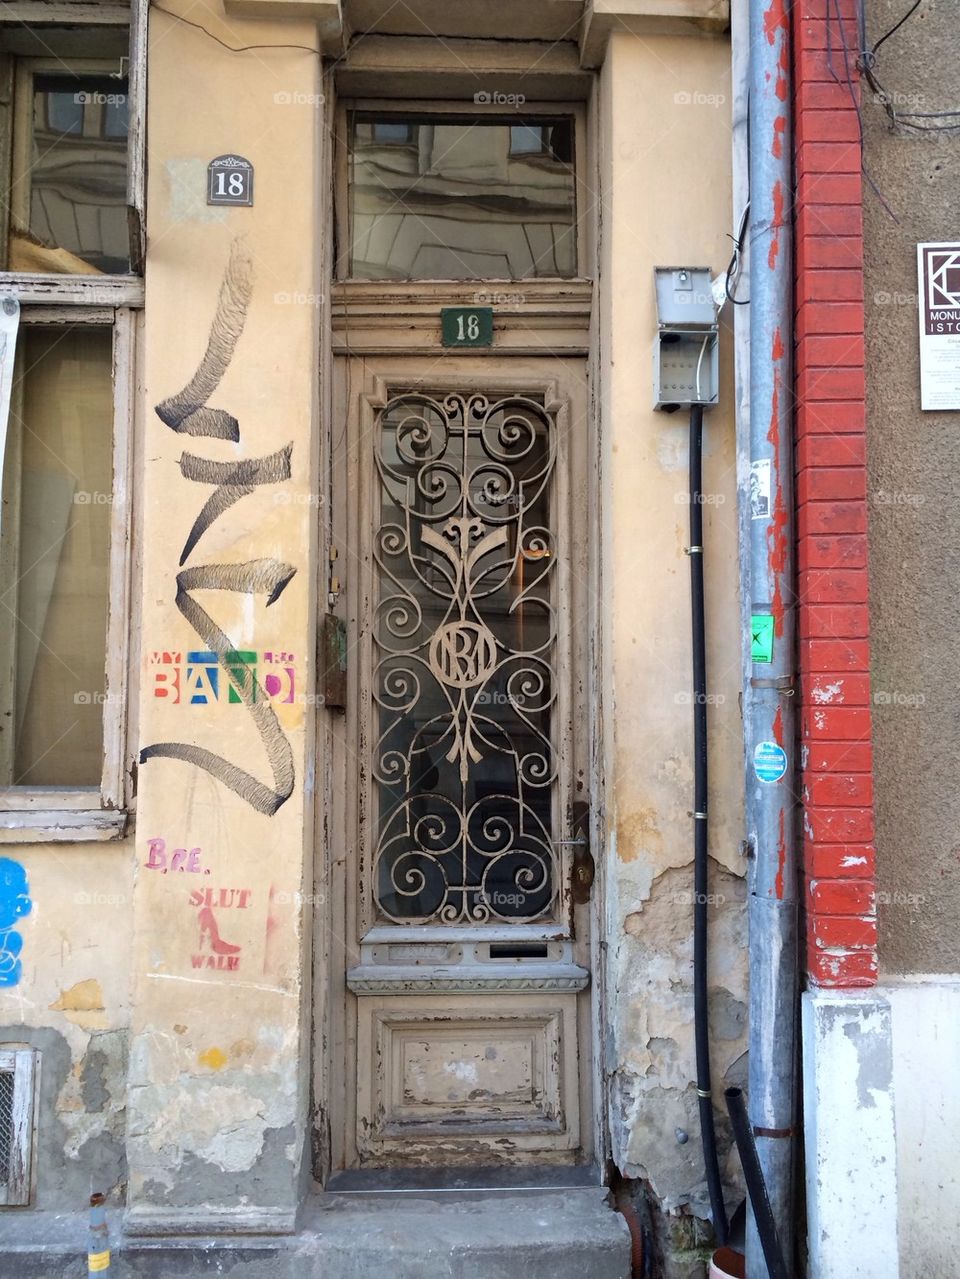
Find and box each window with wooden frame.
[0,2,145,842]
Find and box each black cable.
[857,0,960,134]
[688,403,729,1249]
[871,0,922,54]
[152,4,322,55]
[724,202,750,307]
[827,0,899,221]
[724,1089,790,1279]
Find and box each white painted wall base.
[801,990,899,1278]
[884,978,960,1279]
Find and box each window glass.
[1,328,113,787]
[348,114,577,280]
[25,75,129,273]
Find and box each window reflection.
[19,76,129,274]
[349,114,577,280]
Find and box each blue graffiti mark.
[0,859,32,987]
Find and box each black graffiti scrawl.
[140,239,297,816]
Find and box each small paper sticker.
[754,740,787,783]
[750,458,771,520]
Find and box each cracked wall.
[598,30,748,1233]
[0,847,133,1208]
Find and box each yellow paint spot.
[49,979,108,1030]
[616,807,663,862]
[198,1047,228,1071]
[50,978,103,1012]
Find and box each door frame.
[312,66,607,1188]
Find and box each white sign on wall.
[917,242,960,411]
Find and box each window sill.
[0,273,144,308]
[0,809,128,843]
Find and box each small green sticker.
[441,306,493,348]
[751,614,775,664]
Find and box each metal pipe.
[744,0,799,1273]
[688,403,729,1247]
[724,1089,790,1279]
[744,24,799,1279]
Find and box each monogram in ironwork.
[372,390,559,923]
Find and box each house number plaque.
[207,155,254,207]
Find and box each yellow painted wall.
[598,30,746,1213]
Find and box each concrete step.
[0,1188,633,1278]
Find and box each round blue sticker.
[754,740,787,783]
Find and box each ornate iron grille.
[372,390,559,924]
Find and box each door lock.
[566,801,594,905]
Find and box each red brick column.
[793,0,877,986]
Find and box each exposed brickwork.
[793,0,877,987]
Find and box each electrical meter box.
[653,266,719,411]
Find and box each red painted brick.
[805,772,873,806]
[802,268,863,302]
[797,172,862,206]
[795,46,849,84]
[802,743,873,775]
[796,468,867,504]
[796,435,865,470]
[796,141,861,177]
[799,636,870,669]
[797,400,866,434]
[811,915,877,948]
[795,17,864,54]
[797,333,865,367]
[806,807,875,843]
[809,879,876,914]
[796,81,861,112]
[799,568,868,604]
[806,948,877,987]
[795,108,860,145]
[802,706,872,740]
[797,203,863,241]
[797,235,864,273]
[803,673,872,705]
[797,501,867,536]
[796,303,864,341]
[797,366,866,402]
[799,604,870,640]
[807,844,875,881]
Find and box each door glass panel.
[372,390,559,923]
[348,114,576,280]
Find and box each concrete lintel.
[580,0,729,66]
[801,989,899,1279]
[222,0,345,50]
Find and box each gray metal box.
[653,332,719,410]
[654,267,716,328]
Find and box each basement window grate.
[0,1069,13,1182]
[0,1050,36,1206]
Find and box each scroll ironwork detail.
[372,390,560,924]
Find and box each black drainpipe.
[688,401,729,1246]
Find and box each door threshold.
[325,1164,603,1194]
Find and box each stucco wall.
[598,30,747,1228]
[125,0,323,1228]
[862,0,960,975]
[0,844,133,1208]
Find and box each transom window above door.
[344,111,578,281]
